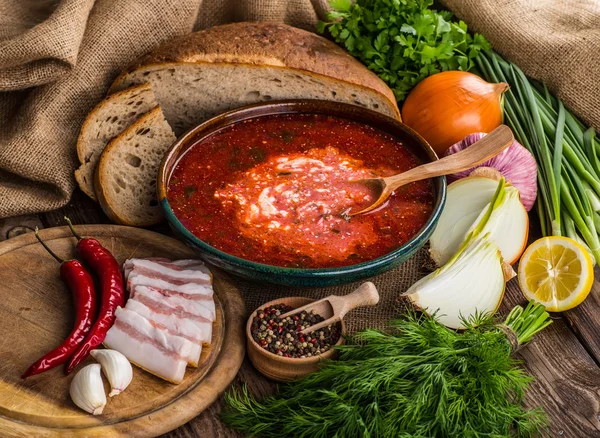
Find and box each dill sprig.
[222,302,550,437]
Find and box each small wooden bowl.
[246,297,346,382]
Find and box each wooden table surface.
[2,189,600,438]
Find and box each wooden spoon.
[350,124,514,216]
[279,282,380,335]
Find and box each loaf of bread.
[109,22,400,135]
[82,22,400,226]
[95,106,176,226]
[75,83,158,200]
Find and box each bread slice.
[75,83,158,200]
[95,106,176,226]
[109,22,400,136]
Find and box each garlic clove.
[90,349,133,397]
[70,363,107,415]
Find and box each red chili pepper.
[65,218,125,374]
[21,229,98,378]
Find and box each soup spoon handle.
[351,125,514,216]
[385,125,514,191]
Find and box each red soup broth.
[167,114,434,269]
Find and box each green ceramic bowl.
[158,100,446,287]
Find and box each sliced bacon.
[132,286,213,326]
[159,259,209,270]
[125,258,207,277]
[123,258,211,285]
[128,272,213,299]
[125,299,206,365]
[132,285,215,323]
[130,282,215,320]
[104,307,193,384]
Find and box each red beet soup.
[167,114,434,268]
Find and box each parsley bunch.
[318,0,491,101]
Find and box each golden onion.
[401,71,508,156]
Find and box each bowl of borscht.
[158,100,446,287]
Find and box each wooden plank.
[22,194,600,437]
[0,214,43,242]
[502,281,600,437]
[39,190,108,228]
[563,267,600,366]
[0,226,245,437]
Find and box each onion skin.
[401,72,508,155]
[445,133,538,211]
[469,167,503,181]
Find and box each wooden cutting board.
[0,225,246,437]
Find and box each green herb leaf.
[316,20,326,34]
[222,309,549,437]
[183,185,197,199]
[329,0,352,12]
[400,24,417,35]
[318,0,490,101]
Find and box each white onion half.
[429,177,498,266]
[406,235,505,329]
[467,185,529,265]
[430,177,529,266]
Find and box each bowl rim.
[245,297,346,365]
[158,99,447,277]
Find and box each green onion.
[552,100,565,234]
[478,51,600,265]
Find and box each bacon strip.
[125,299,205,365]
[128,289,213,344]
[128,272,213,298]
[132,285,215,323]
[124,258,211,285]
[104,307,193,384]
[125,258,207,278]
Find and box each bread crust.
[77,82,153,164]
[95,106,167,227]
[75,82,155,200]
[110,22,400,119]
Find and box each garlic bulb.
[90,349,132,397]
[70,364,107,415]
[445,133,538,211]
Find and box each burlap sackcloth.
[0,0,327,218]
[1,0,599,220]
[235,250,428,334]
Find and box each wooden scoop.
[350,125,514,216]
[279,282,380,335]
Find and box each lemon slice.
[518,236,594,312]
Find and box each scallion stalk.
[478,51,600,265]
[552,99,565,235]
